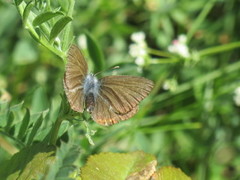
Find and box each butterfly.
[63,45,154,126]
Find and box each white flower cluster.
[77,34,87,50]
[129,32,148,67]
[168,34,190,58]
[162,79,178,92]
[233,87,240,106]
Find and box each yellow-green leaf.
[81,151,157,180]
[0,143,55,180]
[155,166,191,180]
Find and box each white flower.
[233,87,240,106]
[129,43,147,58]
[168,34,190,58]
[135,57,145,66]
[77,34,87,50]
[163,79,178,91]
[131,31,146,43]
[178,34,187,44]
[129,31,148,67]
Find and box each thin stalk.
[151,58,180,64]
[187,0,215,42]
[0,136,19,155]
[140,122,202,133]
[147,48,173,57]
[199,41,240,57]
[61,0,75,60]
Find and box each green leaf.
[41,142,80,180]
[14,0,24,6]
[85,31,105,72]
[31,86,49,113]
[17,109,30,140]
[0,143,55,180]
[81,151,157,180]
[33,11,64,26]
[10,101,24,111]
[22,1,34,25]
[49,16,72,42]
[5,112,14,133]
[58,0,69,12]
[27,114,43,145]
[155,166,192,180]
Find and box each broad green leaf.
[33,11,64,26]
[155,166,191,180]
[17,109,30,140]
[27,114,43,145]
[49,16,72,42]
[85,31,105,72]
[22,1,34,25]
[81,151,157,180]
[0,143,55,180]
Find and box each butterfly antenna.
[94,66,120,76]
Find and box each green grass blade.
[85,30,105,72]
[17,109,30,140]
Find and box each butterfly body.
[64,45,154,126]
[83,74,100,99]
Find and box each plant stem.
[151,58,179,64]
[0,136,19,155]
[147,48,173,57]
[199,41,240,57]
[187,0,215,42]
[61,0,75,57]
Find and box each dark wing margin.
[63,44,88,112]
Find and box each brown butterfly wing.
[100,75,153,114]
[63,45,88,112]
[91,75,154,125]
[91,95,139,126]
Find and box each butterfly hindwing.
[91,95,139,125]
[90,75,153,125]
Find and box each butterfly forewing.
[99,75,154,115]
[64,45,88,112]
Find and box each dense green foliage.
[0,0,240,179]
